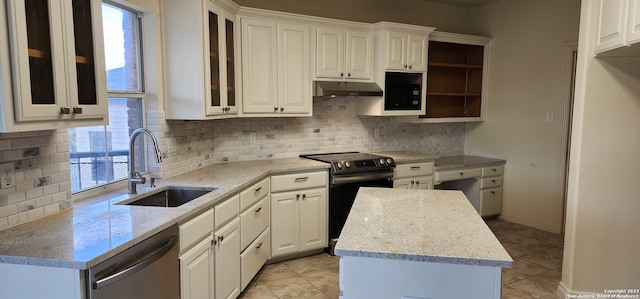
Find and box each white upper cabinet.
[383,30,429,72]
[0,0,108,132]
[595,0,640,55]
[164,0,240,119]
[316,25,373,80]
[240,11,312,116]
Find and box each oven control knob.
[345,161,351,168]
[379,158,386,165]
[336,162,343,169]
[386,158,393,165]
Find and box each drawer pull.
[492,168,497,172]
[459,172,464,176]
[295,177,309,182]
[491,191,496,195]
[255,187,262,193]
[256,241,263,249]
[411,166,421,170]
[302,194,306,200]
[492,180,496,183]
[255,207,262,213]
[296,194,300,200]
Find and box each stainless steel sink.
[123,186,216,207]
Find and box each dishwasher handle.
[93,236,178,290]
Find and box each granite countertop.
[435,155,506,170]
[334,187,512,268]
[0,157,329,269]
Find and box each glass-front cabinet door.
[205,2,237,116]
[6,0,106,122]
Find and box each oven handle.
[331,172,394,185]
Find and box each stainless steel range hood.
[313,81,383,99]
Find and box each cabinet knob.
[296,194,300,200]
[459,172,464,176]
[408,65,412,69]
[280,107,284,112]
[218,235,224,242]
[274,106,278,111]
[60,107,71,114]
[347,73,351,77]
[72,107,83,114]
[404,64,408,69]
[302,194,306,200]
[340,72,344,77]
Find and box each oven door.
[329,171,393,242]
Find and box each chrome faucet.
[128,128,163,194]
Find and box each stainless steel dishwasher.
[87,225,179,299]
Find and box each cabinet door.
[8,0,69,120]
[205,4,238,116]
[595,0,629,53]
[214,218,240,299]
[628,0,640,44]
[345,29,373,79]
[278,22,311,114]
[180,236,214,299]
[242,18,277,113]
[7,0,106,121]
[406,34,428,71]
[385,31,407,70]
[67,0,107,119]
[271,190,300,258]
[299,188,327,252]
[414,176,433,189]
[393,177,413,189]
[316,27,344,79]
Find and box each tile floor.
[239,219,564,299]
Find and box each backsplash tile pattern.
[0,130,72,230]
[209,98,464,163]
[0,98,464,229]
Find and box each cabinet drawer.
[394,162,434,178]
[436,168,482,182]
[240,197,270,251]
[271,171,327,192]
[480,177,503,189]
[481,166,504,177]
[480,188,502,217]
[215,194,240,229]
[240,177,270,211]
[179,208,214,252]
[241,227,270,291]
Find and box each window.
[68,2,145,193]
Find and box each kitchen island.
[335,187,512,299]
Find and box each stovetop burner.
[300,152,395,175]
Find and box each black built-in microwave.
[384,72,423,110]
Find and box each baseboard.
[497,214,561,234]
[558,281,604,298]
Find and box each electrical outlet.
[0,163,15,189]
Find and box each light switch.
[546,111,554,122]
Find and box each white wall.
[465,0,581,233]
[561,0,640,294]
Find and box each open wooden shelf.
[424,40,485,119]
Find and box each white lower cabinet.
[271,187,327,258]
[271,171,328,258]
[180,235,215,299]
[214,218,241,299]
[393,162,434,190]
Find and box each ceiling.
[424,0,499,7]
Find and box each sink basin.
[124,186,216,207]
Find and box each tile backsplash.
[0,130,72,230]
[0,98,464,229]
